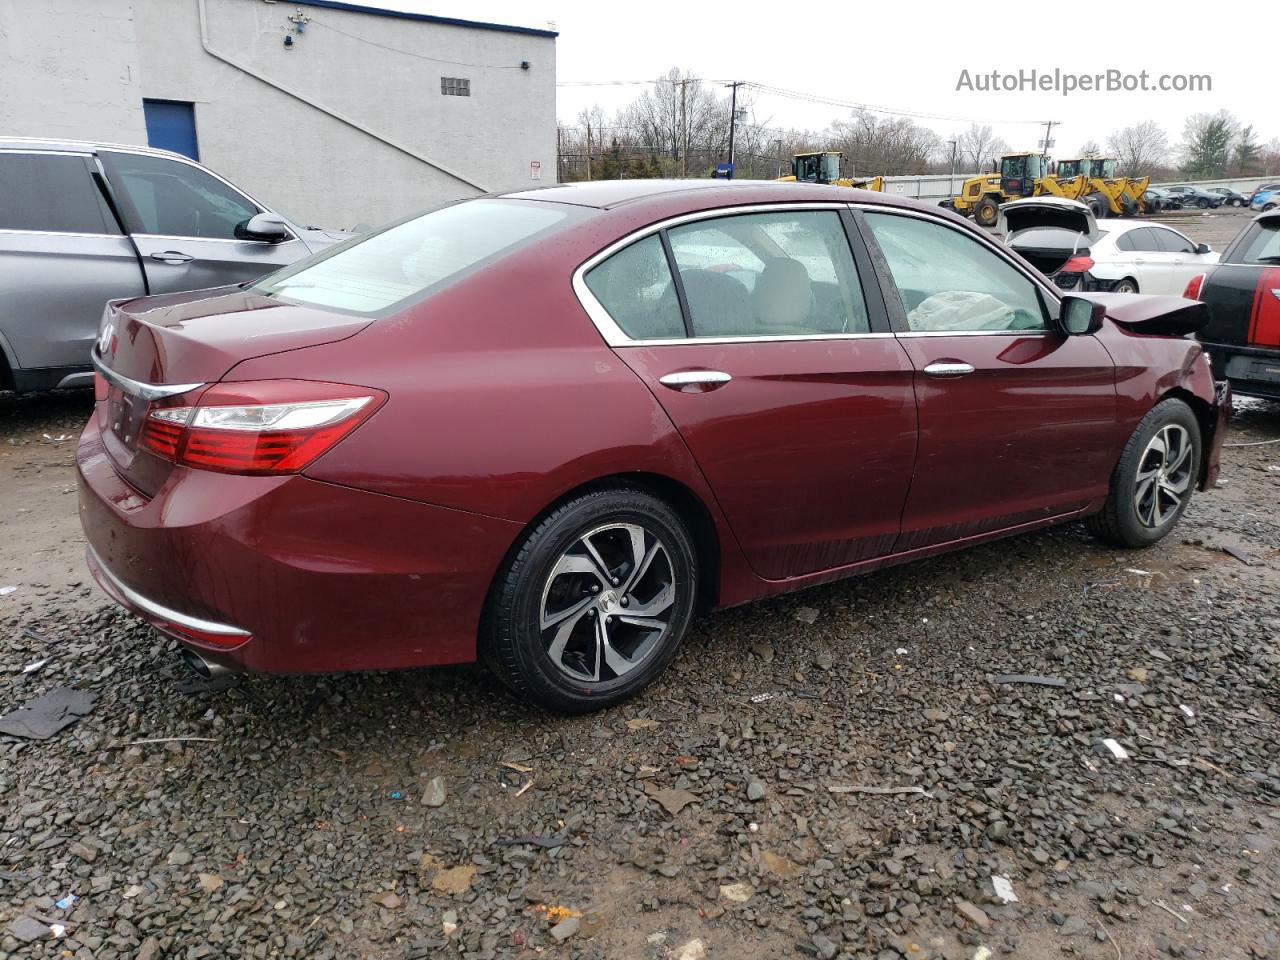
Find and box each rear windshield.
[1008,226,1089,252]
[1225,220,1280,265]
[253,199,577,314]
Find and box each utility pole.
[680,77,688,178]
[1040,119,1057,163]
[585,120,591,181]
[725,81,743,178]
[947,139,957,193]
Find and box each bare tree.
[1106,121,1169,176]
[956,124,1009,173]
[826,109,940,176]
[1077,140,1101,157]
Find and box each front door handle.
[149,251,194,264]
[658,370,732,392]
[923,361,975,377]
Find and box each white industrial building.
[0,0,558,228]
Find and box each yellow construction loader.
[1054,158,1148,217]
[946,153,1087,226]
[779,151,884,192]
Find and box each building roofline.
[290,0,558,38]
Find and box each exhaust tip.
[180,646,234,680]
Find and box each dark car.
[0,139,346,394]
[1143,187,1181,212]
[79,180,1230,712]
[1191,209,1280,399]
[1207,187,1248,207]
[1163,185,1224,209]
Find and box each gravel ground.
[2,221,1278,959]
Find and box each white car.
[1000,197,1219,296]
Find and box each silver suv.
[0,139,346,393]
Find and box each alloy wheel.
[1133,424,1193,528]
[538,523,675,683]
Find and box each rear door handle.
[149,251,194,264]
[923,361,975,377]
[659,370,732,392]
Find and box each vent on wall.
[440,77,470,97]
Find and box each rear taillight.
[1183,273,1206,300]
[1061,256,1095,274]
[139,380,385,475]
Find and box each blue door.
[142,100,199,161]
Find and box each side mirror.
[235,212,291,243]
[1057,295,1106,335]
[1195,242,1211,255]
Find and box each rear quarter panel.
[227,226,759,605]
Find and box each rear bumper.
[77,414,522,673]
[1202,341,1280,400]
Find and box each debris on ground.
[1223,544,1262,565]
[991,876,1018,903]
[794,606,820,624]
[0,686,96,739]
[827,783,933,798]
[989,674,1066,687]
[1101,738,1130,760]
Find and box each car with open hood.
[1002,197,1218,294]
[79,180,1230,712]
[1187,209,1280,399]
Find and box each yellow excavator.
[779,151,884,192]
[1054,158,1148,217]
[946,153,1086,226]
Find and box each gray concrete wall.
[0,0,147,144]
[0,0,557,229]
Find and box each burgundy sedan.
[79,180,1230,712]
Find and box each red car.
[79,180,1231,712]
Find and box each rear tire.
[1111,277,1139,294]
[1086,399,1201,548]
[482,488,698,713]
[1197,198,1210,209]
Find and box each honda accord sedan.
[79,180,1231,712]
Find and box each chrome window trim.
[92,350,203,400]
[572,202,886,347]
[132,232,302,246]
[0,148,94,157]
[89,545,250,638]
[0,227,127,240]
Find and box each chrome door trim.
[89,545,250,639]
[132,233,304,246]
[572,202,884,347]
[0,227,127,240]
[923,361,976,376]
[659,370,732,387]
[91,350,203,400]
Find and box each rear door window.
[1125,227,1161,252]
[1152,228,1196,254]
[665,211,870,337]
[0,152,115,234]
[101,151,258,240]
[584,235,685,340]
[1228,222,1280,264]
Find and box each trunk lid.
[1007,226,1091,278]
[999,197,1098,239]
[94,285,372,496]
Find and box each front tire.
[482,488,698,713]
[974,195,1000,227]
[1086,399,1201,548]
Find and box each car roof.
[0,136,190,161]
[497,178,935,214]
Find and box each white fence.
[876,172,1276,203]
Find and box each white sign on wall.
[530,161,542,180]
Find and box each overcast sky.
[370,0,1271,157]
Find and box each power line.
[745,82,1044,126]
[308,17,527,69]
